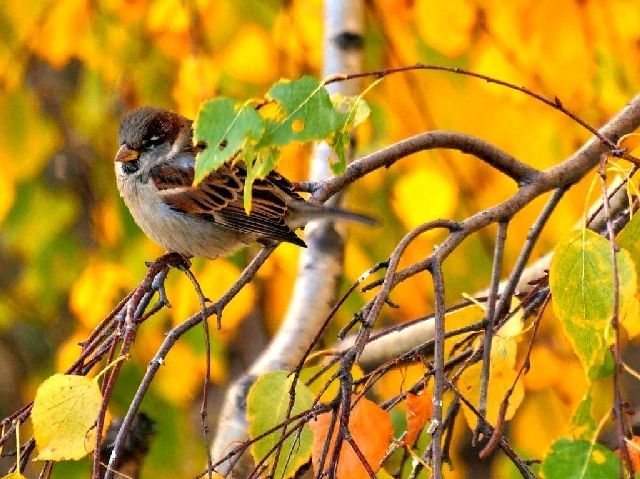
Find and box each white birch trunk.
[210,2,365,476]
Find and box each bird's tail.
[288,200,378,228]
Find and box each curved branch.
[303,131,540,201]
[346,93,640,371]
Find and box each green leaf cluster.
[193,76,369,212]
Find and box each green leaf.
[247,371,314,479]
[261,76,339,146]
[549,229,637,378]
[328,92,370,174]
[241,147,281,213]
[192,78,370,211]
[540,438,619,478]
[570,393,597,441]
[193,98,264,184]
[570,377,611,441]
[330,131,350,174]
[253,147,281,179]
[617,212,640,273]
[331,93,371,129]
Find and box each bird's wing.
[149,162,306,247]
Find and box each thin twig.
[493,187,568,321]
[323,64,618,148]
[179,264,214,479]
[599,156,633,478]
[429,260,446,479]
[475,220,508,444]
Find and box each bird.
[114,106,374,259]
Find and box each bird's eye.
[140,135,163,150]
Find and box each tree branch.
[341,93,640,370]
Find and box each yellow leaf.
[618,133,640,156]
[221,25,277,84]
[472,41,529,96]
[2,473,28,479]
[291,118,305,133]
[69,261,134,328]
[146,0,189,33]
[376,469,395,479]
[145,0,190,58]
[77,21,131,86]
[372,364,428,403]
[30,0,91,68]
[344,242,376,288]
[392,165,457,229]
[290,0,323,70]
[458,360,524,429]
[32,374,102,461]
[56,332,94,373]
[491,306,523,369]
[103,0,147,23]
[0,162,15,224]
[529,0,593,104]
[170,259,255,334]
[588,376,613,431]
[482,0,593,106]
[621,297,640,339]
[91,202,123,248]
[523,345,563,391]
[152,342,206,404]
[258,244,300,333]
[0,90,58,182]
[173,56,220,118]
[442,305,485,361]
[301,362,364,403]
[414,0,475,57]
[511,390,568,457]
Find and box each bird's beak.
[115,145,139,163]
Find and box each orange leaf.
[404,392,433,446]
[617,435,640,473]
[308,398,393,479]
[618,133,640,157]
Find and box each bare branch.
[301,130,539,199]
[342,93,640,371]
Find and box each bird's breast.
[116,169,251,258]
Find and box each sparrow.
[114,106,374,259]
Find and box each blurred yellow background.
[0,0,639,477]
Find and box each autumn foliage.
[1,0,640,478]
